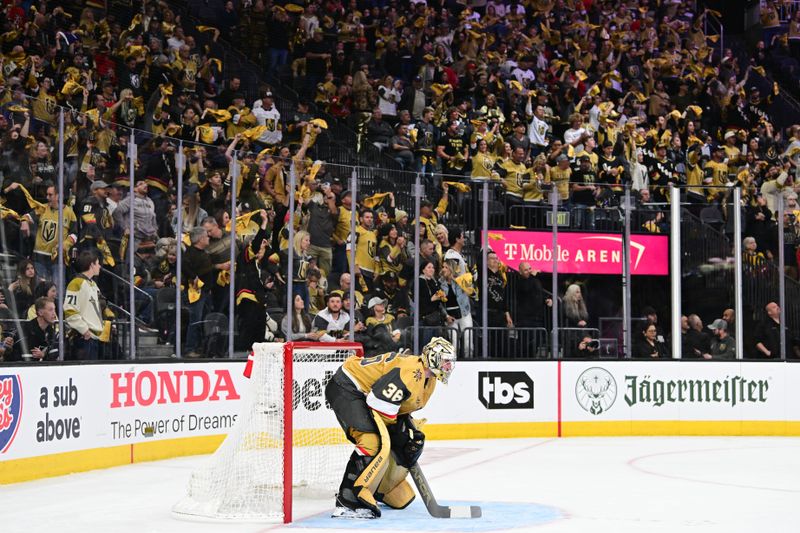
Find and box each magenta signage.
[485,230,669,275]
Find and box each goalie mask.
[422,337,456,384]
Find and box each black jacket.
[9,318,58,361]
[515,275,546,326]
[234,228,270,307]
[183,245,216,293]
[632,337,669,359]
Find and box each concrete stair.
[135,329,176,359]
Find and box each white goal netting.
[172,342,361,523]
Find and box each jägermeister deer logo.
[576,367,617,415]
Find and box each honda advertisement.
[0,363,248,462]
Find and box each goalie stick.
[408,463,482,519]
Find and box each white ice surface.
[2,437,800,533]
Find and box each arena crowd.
[0,0,798,361]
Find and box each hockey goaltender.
[324,337,456,519]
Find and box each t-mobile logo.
[478,372,534,409]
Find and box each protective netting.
[172,342,359,522]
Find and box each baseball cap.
[708,319,728,331]
[90,180,110,191]
[368,296,387,309]
[556,154,569,162]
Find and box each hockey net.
[172,341,362,523]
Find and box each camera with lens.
[578,337,600,353]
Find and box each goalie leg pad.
[336,411,391,517]
[354,411,391,495]
[381,479,415,509]
[336,451,384,517]
[375,453,413,508]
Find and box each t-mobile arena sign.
[485,230,669,276]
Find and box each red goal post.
[279,342,363,523]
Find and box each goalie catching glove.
[390,415,425,468]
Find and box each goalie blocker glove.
[390,415,425,468]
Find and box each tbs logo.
[0,375,24,453]
[478,372,533,409]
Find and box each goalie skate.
[332,506,378,519]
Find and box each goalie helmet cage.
[172,341,363,524]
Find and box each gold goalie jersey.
[342,351,437,423]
